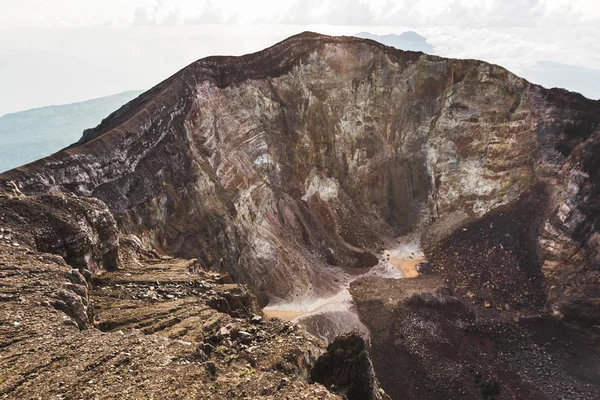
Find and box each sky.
[1,0,599,116]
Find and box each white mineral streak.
[302,170,339,202]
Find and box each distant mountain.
[354,31,433,53]
[520,61,600,100]
[0,90,144,172]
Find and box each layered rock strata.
[2,33,597,315]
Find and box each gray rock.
[251,314,263,324]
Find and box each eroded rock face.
[0,190,118,273]
[0,190,120,330]
[0,35,533,300]
[0,190,343,398]
[0,32,599,332]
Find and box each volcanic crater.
[2,32,600,399]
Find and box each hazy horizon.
[1,1,599,116]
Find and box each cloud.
[131,0,236,26]
[417,23,600,73]
[378,0,597,29]
[521,61,600,99]
[184,1,238,25]
[2,0,600,115]
[354,31,434,53]
[133,1,181,26]
[279,0,375,26]
[132,6,153,25]
[125,0,599,30]
[120,0,600,88]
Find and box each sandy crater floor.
[263,234,424,342]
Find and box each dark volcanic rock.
[205,285,260,318]
[415,260,434,275]
[424,182,551,314]
[311,332,389,400]
[350,276,600,400]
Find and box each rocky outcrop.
[311,332,389,400]
[0,190,119,329]
[0,188,118,273]
[424,178,600,345]
[424,182,551,315]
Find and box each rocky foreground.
[0,191,388,399]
